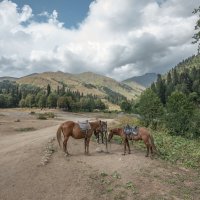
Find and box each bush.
[29,111,36,115]
[45,112,55,118]
[154,131,200,168]
[37,114,47,120]
[188,110,200,138]
[37,112,55,120]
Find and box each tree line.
[135,59,200,139]
[118,60,200,139]
[0,80,107,112]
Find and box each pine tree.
[138,89,164,127]
[47,84,51,96]
[156,74,166,104]
[172,68,178,85]
[192,6,200,53]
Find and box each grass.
[15,127,36,132]
[37,114,47,120]
[37,112,55,120]
[100,172,108,177]
[112,171,121,179]
[154,131,200,169]
[116,115,200,169]
[90,171,132,199]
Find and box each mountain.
[15,71,145,101]
[0,76,18,82]
[123,73,157,88]
[170,54,200,72]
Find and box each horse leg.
[123,139,127,155]
[63,136,70,156]
[86,138,91,155]
[150,146,153,157]
[97,133,100,144]
[101,132,104,144]
[84,137,87,154]
[105,132,108,153]
[145,144,149,157]
[127,139,131,154]
[96,131,100,144]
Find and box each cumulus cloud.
[0,0,199,80]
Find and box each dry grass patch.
[37,112,55,120]
[15,127,36,132]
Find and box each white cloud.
[0,0,199,80]
[19,4,33,22]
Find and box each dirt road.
[0,110,199,200]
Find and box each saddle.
[123,124,138,136]
[78,120,91,133]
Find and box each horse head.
[93,120,107,138]
[101,121,108,132]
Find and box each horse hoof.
[128,152,131,154]
[145,155,149,157]
[122,153,126,156]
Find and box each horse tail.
[149,134,158,154]
[56,125,63,148]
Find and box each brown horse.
[108,127,157,157]
[94,121,108,151]
[57,120,103,155]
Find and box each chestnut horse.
[108,127,157,157]
[57,120,103,155]
[94,121,108,151]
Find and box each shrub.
[37,113,47,120]
[37,112,55,120]
[15,127,36,132]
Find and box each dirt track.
[0,109,199,200]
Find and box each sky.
[0,0,199,81]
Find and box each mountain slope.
[0,76,18,82]
[151,54,200,106]
[16,71,145,100]
[173,54,200,72]
[123,73,157,88]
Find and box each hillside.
[123,73,157,88]
[0,76,18,82]
[16,71,145,100]
[173,54,200,72]
[150,54,200,107]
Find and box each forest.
[0,81,107,112]
[135,55,200,139]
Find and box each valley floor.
[0,109,199,200]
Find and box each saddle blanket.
[78,120,91,132]
[123,124,138,135]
